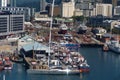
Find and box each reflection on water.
[0,63,27,80]
[27,73,89,80]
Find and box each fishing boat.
[107,40,120,53]
[4,57,13,70]
[107,26,120,53]
[4,62,13,70]
[78,60,90,72]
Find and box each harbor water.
[0,47,120,80]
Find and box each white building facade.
[0,7,35,21]
[0,13,24,36]
[0,0,16,7]
[0,15,9,35]
[91,3,112,17]
[62,0,75,18]
[74,9,83,16]
[1,0,7,7]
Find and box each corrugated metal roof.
[19,35,34,42]
[19,35,53,53]
[22,41,53,53]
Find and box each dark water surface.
[0,48,120,80]
[79,48,120,80]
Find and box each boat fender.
[80,69,82,73]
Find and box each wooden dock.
[73,34,104,47]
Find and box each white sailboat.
[27,0,82,74]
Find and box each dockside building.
[0,12,24,36]
[0,7,35,21]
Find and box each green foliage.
[72,16,85,22]
[103,26,120,34]
[112,28,120,34]
[103,26,111,32]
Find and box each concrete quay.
[51,30,104,47]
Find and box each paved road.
[0,39,17,53]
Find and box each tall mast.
[48,0,55,68]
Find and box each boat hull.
[108,45,120,53]
[107,40,120,53]
[4,67,12,70]
[27,69,80,75]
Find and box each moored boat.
[107,40,120,53]
[4,57,13,70]
[102,44,109,52]
[4,63,12,70]
[27,66,80,75]
[10,55,24,63]
[78,60,90,73]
